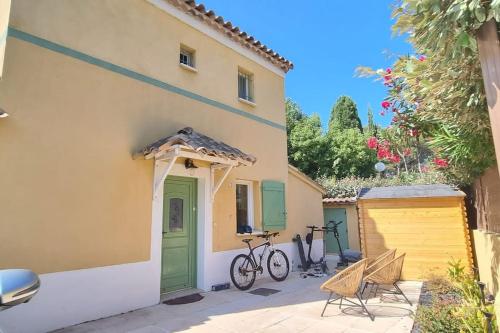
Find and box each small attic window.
[179,45,195,69]
[238,69,255,104]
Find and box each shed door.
[323,208,348,254]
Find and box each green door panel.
[262,181,286,230]
[161,176,197,293]
[323,208,349,254]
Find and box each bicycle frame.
[243,237,275,273]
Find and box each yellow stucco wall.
[0,0,287,274]
[213,167,325,252]
[473,230,500,321]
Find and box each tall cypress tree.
[367,105,377,136]
[328,96,363,133]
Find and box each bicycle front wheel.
[230,254,256,290]
[267,249,289,282]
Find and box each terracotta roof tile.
[166,0,293,72]
[322,197,357,204]
[142,127,257,165]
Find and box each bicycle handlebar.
[256,231,279,239]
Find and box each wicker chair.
[366,249,397,269]
[363,253,412,305]
[320,258,374,321]
[361,249,397,296]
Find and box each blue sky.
[201,0,413,128]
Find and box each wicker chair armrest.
[364,253,405,282]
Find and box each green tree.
[324,128,377,179]
[366,105,377,136]
[285,98,305,155]
[288,113,326,178]
[328,96,363,133]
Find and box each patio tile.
[57,273,422,333]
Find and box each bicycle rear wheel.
[267,249,289,281]
[230,254,256,290]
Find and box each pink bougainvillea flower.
[409,128,419,137]
[367,137,378,150]
[381,101,391,109]
[386,68,392,74]
[418,55,426,61]
[403,148,412,156]
[391,116,398,123]
[433,157,449,168]
[379,111,386,116]
[377,145,391,160]
[389,154,401,164]
[383,74,392,82]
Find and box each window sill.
[236,230,263,237]
[238,98,256,107]
[179,63,198,73]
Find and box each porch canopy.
[135,127,256,198]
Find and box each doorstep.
[160,288,205,303]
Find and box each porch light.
[184,158,198,169]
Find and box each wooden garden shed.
[358,184,473,280]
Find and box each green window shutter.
[262,180,286,230]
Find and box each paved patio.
[56,273,422,333]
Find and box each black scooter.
[293,220,348,272]
[327,220,349,267]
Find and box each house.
[0,1,324,332]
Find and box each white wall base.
[0,159,324,332]
[205,239,324,289]
[0,260,158,333]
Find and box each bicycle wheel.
[230,254,256,290]
[267,249,289,281]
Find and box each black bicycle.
[230,231,289,290]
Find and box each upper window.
[238,70,254,103]
[179,46,195,69]
[236,180,254,233]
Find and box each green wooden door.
[323,208,348,254]
[161,176,197,293]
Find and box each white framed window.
[238,69,254,103]
[236,180,254,233]
[179,45,195,69]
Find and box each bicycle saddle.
[242,239,252,243]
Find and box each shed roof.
[358,184,465,200]
[140,127,256,166]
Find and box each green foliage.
[415,302,462,333]
[388,0,497,184]
[324,129,377,179]
[286,98,377,179]
[288,111,326,179]
[366,105,377,136]
[318,171,451,198]
[328,96,363,133]
[447,260,498,333]
[415,260,498,333]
